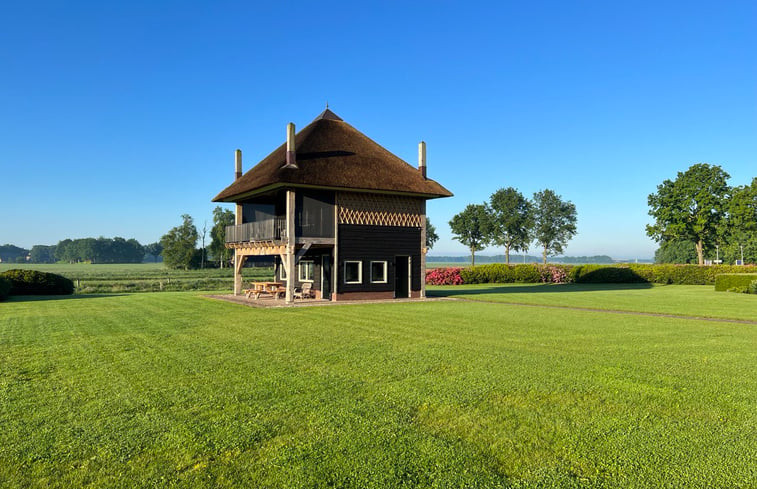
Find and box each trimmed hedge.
[0,277,11,301]
[714,274,757,293]
[0,269,74,296]
[447,264,757,286]
[459,264,571,284]
[572,264,757,285]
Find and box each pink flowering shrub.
[540,265,569,284]
[426,267,464,285]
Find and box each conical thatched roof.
[212,110,452,202]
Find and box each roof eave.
[212,182,452,203]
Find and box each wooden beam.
[295,242,312,265]
[233,252,247,295]
[285,189,296,303]
[421,198,426,298]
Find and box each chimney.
[418,141,427,179]
[234,149,242,180]
[283,122,298,169]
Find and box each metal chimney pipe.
[418,141,427,179]
[284,122,298,169]
[235,149,242,180]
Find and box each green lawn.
[430,283,757,321]
[0,263,272,293]
[1,291,756,488]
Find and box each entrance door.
[321,255,332,300]
[394,256,410,298]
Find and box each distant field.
[0,263,273,293]
[1,288,755,487]
[429,283,757,322]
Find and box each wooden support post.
[333,193,339,301]
[420,200,427,299]
[285,189,296,303]
[234,251,246,296]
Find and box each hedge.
[714,274,757,293]
[0,269,74,296]
[459,264,572,284]
[572,264,757,285]
[0,277,11,301]
[442,264,757,286]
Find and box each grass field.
[1,286,755,488]
[0,263,272,293]
[429,283,757,321]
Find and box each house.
[212,109,452,303]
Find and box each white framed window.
[279,260,288,280]
[299,260,314,282]
[344,261,362,284]
[370,261,387,283]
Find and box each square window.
[370,261,387,283]
[344,261,362,284]
[299,260,314,282]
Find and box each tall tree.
[209,206,234,268]
[30,245,57,263]
[425,218,439,249]
[722,177,757,264]
[646,163,731,265]
[488,187,533,264]
[449,204,491,266]
[200,220,208,269]
[160,215,199,270]
[532,189,577,264]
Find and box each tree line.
[1,239,162,264]
[449,188,577,265]
[647,163,756,265]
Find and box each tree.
[200,220,208,269]
[654,239,698,264]
[209,206,234,268]
[722,178,757,264]
[160,215,199,270]
[0,244,29,263]
[425,218,439,249]
[532,189,577,264]
[646,163,731,265]
[30,245,57,263]
[144,242,163,262]
[449,204,491,266]
[488,187,533,264]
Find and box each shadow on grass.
[4,294,129,303]
[428,282,653,297]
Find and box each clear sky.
[1,1,755,259]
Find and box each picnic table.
[244,281,286,300]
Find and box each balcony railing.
[225,217,286,244]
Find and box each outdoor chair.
[293,282,314,300]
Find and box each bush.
[0,277,11,301]
[0,269,74,296]
[460,264,571,284]
[452,264,757,286]
[425,267,464,285]
[749,280,757,295]
[714,274,757,292]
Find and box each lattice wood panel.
[338,192,422,227]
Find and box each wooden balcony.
[225,217,286,244]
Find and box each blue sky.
[1,1,755,258]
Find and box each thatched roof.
[212,110,453,202]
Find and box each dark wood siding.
[337,225,421,294]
